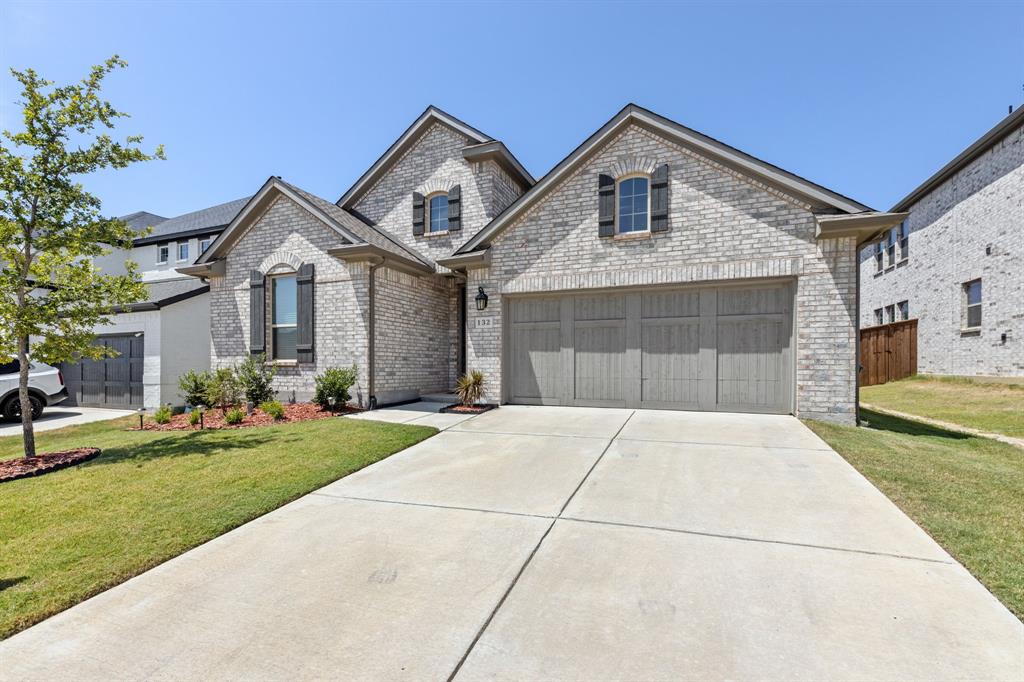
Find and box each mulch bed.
[131,402,362,431]
[439,403,497,414]
[0,447,101,483]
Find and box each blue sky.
[2,1,1022,219]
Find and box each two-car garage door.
[506,281,794,414]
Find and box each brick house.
[859,106,1023,377]
[181,105,903,424]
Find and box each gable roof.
[188,177,431,275]
[336,105,534,209]
[132,197,250,245]
[113,278,209,312]
[119,211,168,234]
[891,105,1024,212]
[456,104,874,255]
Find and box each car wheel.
[2,395,44,422]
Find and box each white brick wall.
[352,122,527,271]
[859,123,1023,376]
[465,124,858,423]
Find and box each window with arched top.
[428,193,449,233]
[617,176,649,233]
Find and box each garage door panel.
[717,317,786,411]
[642,289,700,319]
[718,285,788,316]
[574,323,625,405]
[509,325,561,403]
[574,294,625,321]
[640,320,700,406]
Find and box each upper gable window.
[617,176,649,233]
[428,194,449,233]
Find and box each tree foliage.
[0,56,164,455]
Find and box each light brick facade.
[465,125,858,423]
[859,121,1023,376]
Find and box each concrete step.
[420,391,459,404]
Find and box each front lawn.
[0,416,435,639]
[861,375,1024,438]
[806,409,1024,620]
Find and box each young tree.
[0,56,163,456]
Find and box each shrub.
[153,405,172,424]
[313,366,358,410]
[178,369,213,408]
[205,367,242,411]
[188,409,201,426]
[224,407,245,425]
[455,370,485,406]
[260,400,285,420]
[236,354,277,405]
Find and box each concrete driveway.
[2,405,1021,680]
[0,406,135,437]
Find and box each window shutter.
[412,192,425,236]
[249,270,265,356]
[296,263,315,363]
[650,164,669,233]
[447,185,462,231]
[598,174,615,237]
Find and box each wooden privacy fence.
[860,319,918,387]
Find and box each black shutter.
[296,263,315,363]
[447,185,462,231]
[598,174,615,237]
[650,164,669,233]
[249,270,265,356]
[412,192,425,236]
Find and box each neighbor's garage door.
[506,281,793,414]
[61,334,145,408]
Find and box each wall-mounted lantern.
[475,286,489,311]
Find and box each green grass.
[861,375,1024,438]
[805,409,1024,620]
[0,416,436,639]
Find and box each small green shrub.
[224,407,245,425]
[178,369,213,408]
[152,405,172,424]
[237,354,277,405]
[205,367,242,411]
[260,400,285,420]
[188,409,201,426]
[313,366,358,410]
[456,370,485,406]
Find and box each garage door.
[506,281,793,413]
[61,334,145,408]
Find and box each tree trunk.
[18,335,36,458]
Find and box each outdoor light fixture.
[475,286,489,311]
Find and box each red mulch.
[0,447,102,483]
[131,402,362,431]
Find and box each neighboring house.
[182,105,903,424]
[59,198,248,409]
[859,106,1023,377]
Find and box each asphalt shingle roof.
[118,211,168,233]
[131,197,251,244]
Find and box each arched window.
[428,194,449,233]
[617,176,649,233]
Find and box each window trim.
[897,221,909,262]
[156,243,169,265]
[884,304,896,324]
[897,300,909,321]
[874,241,883,273]
[615,173,651,235]
[425,192,450,235]
[885,228,897,268]
[199,235,214,255]
[270,272,298,361]
[873,308,884,326]
[176,241,190,263]
[962,279,982,332]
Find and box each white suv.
[0,360,69,421]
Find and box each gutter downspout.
[855,242,863,426]
[367,257,384,410]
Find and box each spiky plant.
[455,370,485,407]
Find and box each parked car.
[0,359,69,421]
